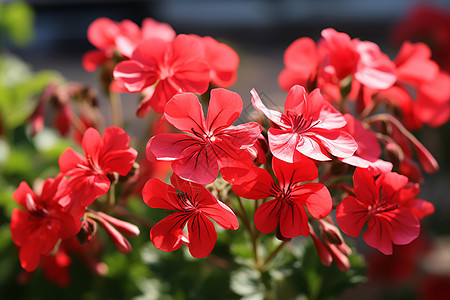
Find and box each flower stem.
[109,92,123,128]
[262,241,288,268]
[236,196,262,269]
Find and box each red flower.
[10,175,81,271]
[191,35,239,88]
[142,174,239,258]
[278,28,396,95]
[147,88,261,185]
[392,3,450,73]
[113,34,211,116]
[336,168,433,254]
[251,85,357,162]
[225,157,332,239]
[59,126,138,211]
[82,17,175,72]
[278,37,319,91]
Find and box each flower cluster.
[10,17,446,285]
[11,126,139,272]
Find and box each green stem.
[108,183,116,207]
[236,196,261,269]
[262,241,288,268]
[109,92,123,127]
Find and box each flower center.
[159,65,174,81]
[26,193,49,218]
[283,112,320,134]
[269,182,295,206]
[368,188,399,216]
[177,192,198,212]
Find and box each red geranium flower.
[82,17,175,72]
[142,174,239,258]
[113,34,211,116]
[191,35,239,88]
[251,85,357,162]
[336,168,434,254]
[278,28,396,95]
[225,156,332,239]
[10,175,81,272]
[59,126,138,211]
[147,88,261,185]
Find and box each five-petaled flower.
[113,34,211,116]
[10,175,81,272]
[142,174,239,258]
[59,126,138,213]
[223,156,332,239]
[251,85,357,162]
[336,168,434,255]
[147,88,261,185]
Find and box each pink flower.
[224,157,332,239]
[336,168,433,254]
[10,175,81,271]
[251,85,357,162]
[142,174,239,258]
[147,88,261,185]
[59,127,138,211]
[113,34,211,116]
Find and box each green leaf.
[2,2,34,46]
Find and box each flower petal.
[206,88,243,132]
[113,60,156,93]
[164,92,206,134]
[335,196,369,237]
[150,213,189,252]
[226,165,273,199]
[363,217,394,255]
[292,183,332,219]
[272,156,318,187]
[171,146,219,185]
[250,89,283,126]
[279,203,308,238]
[82,50,108,72]
[201,200,239,230]
[311,129,358,159]
[81,127,102,161]
[142,178,180,210]
[147,134,201,161]
[268,129,301,163]
[296,135,331,161]
[187,214,217,258]
[254,199,282,234]
[12,182,36,208]
[59,148,87,174]
[353,168,378,205]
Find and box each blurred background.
[2,0,450,299]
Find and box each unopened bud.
[97,216,132,254]
[309,227,332,267]
[95,212,140,237]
